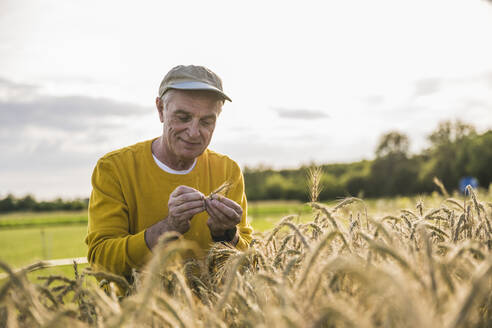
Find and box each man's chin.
[178,149,205,161]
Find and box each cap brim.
[165,81,232,102]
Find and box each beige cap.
[158,65,231,102]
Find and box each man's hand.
[205,194,242,238]
[167,185,206,234]
[145,185,205,249]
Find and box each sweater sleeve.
[228,161,253,250]
[85,158,152,278]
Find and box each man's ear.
[155,97,164,123]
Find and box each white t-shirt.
[152,154,196,175]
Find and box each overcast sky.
[1,0,492,199]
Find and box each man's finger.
[174,191,204,204]
[210,199,241,221]
[205,198,220,216]
[211,195,242,214]
[208,198,242,220]
[206,199,240,226]
[180,206,206,218]
[173,200,205,215]
[171,185,200,197]
[205,199,228,223]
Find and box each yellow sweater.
[85,138,253,278]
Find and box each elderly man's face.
[156,90,223,166]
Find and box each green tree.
[428,120,476,146]
[422,120,476,191]
[318,173,345,200]
[375,131,410,158]
[370,131,418,196]
[0,194,16,212]
[263,174,291,199]
[467,131,492,188]
[17,195,36,211]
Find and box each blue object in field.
[459,176,479,194]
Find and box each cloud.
[0,95,150,131]
[412,72,492,99]
[363,95,385,106]
[0,77,156,173]
[273,107,330,120]
[413,78,441,97]
[0,77,39,100]
[486,72,492,88]
[0,78,153,134]
[0,77,152,133]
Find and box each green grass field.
[0,210,87,228]
[0,225,88,268]
[0,225,89,282]
[0,202,307,276]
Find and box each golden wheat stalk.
[307,166,324,203]
[207,181,233,199]
[433,177,450,198]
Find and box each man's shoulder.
[205,149,236,164]
[203,149,241,172]
[99,139,154,163]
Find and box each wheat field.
[1,184,492,327]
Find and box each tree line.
[243,120,492,201]
[0,195,88,213]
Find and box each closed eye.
[200,118,215,126]
[177,114,191,122]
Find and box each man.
[85,65,253,279]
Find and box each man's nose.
[187,120,200,138]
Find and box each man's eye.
[201,120,214,126]
[178,116,191,122]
